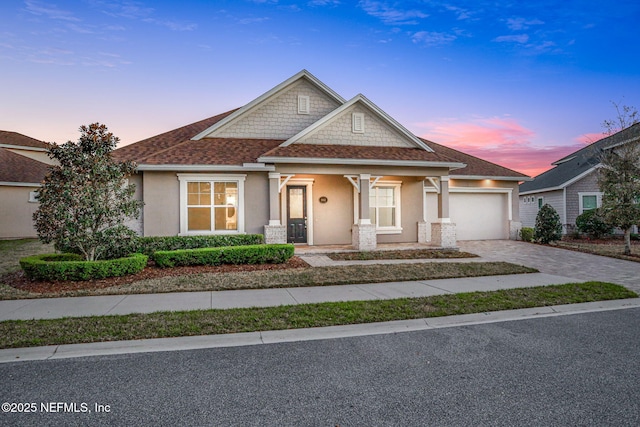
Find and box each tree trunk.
[624,227,632,256]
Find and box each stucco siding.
[213,80,341,139]
[299,105,414,148]
[307,175,353,245]
[0,185,39,238]
[244,173,270,235]
[142,172,180,236]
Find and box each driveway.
[459,240,640,292]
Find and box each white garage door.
[450,193,508,240]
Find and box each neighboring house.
[519,122,640,232]
[0,131,52,239]
[114,70,529,249]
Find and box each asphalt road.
[2,308,639,426]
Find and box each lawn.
[0,239,537,300]
[327,248,477,261]
[0,281,635,349]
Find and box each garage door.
[450,193,508,240]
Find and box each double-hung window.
[578,192,602,214]
[178,174,245,235]
[369,182,402,234]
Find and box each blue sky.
[2,0,639,176]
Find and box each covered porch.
[263,169,457,250]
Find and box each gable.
[282,94,433,152]
[194,70,345,141]
[294,102,416,148]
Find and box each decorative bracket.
[278,174,295,192]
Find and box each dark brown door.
[287,186,307,243]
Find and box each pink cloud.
[417,117,589,177]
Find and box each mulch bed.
[2,257,310,294]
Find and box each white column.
[359,173,371,225]
[268,172,281,226]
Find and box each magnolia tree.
[598,142,640,255]
[34,123,143,261]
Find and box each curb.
[1,298,639,364]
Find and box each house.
[114,70,529,249]
[519,122,640,232]
[0,131,52,238]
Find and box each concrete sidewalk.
[0,273,581,321]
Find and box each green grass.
[0,239,53,275]
[0,281,635,349]
[1,261,537,300]
[327,249,477,261]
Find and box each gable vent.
[352,112,365,133]
[298,95,310,114]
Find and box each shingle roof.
[141,138,284,165]
[0,131,48,149]
[114,111,529,179]
[113,110,237,163]
[423,139,530,179]
[0,148,50,183]
[520,122,640,193]
[259,144,457,164]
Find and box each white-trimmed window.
[369,182,402,234]
[537,196,544,209]
[28,191,39,203]
[178,174,246,235]
[579,192,602,214]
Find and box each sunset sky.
[2,0,639,177]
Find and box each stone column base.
[264,225,287,244]
[431,221,457,248]
[352,223,377,251]
[509,221,522,240]
[418,221,430,244]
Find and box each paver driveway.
[459,240,640,293]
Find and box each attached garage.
[450,191,509,240]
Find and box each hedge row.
[151,244,295,268]
[57,234,265,259]
[20,253,148,281]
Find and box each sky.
[2,0,639,177]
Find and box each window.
[537,197,544,209]
[369,183,402,233]
[579,192,603,214]
[178,174,245,235]
[28,191,39,203]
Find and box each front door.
[287,185,307,244]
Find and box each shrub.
[534,204,563,244]
[58,234,265,259]
[151,244,294,268]
[575,209,612,239]
[20,253,148,281]
[519,227,534,242]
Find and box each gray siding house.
[519,123,640,232]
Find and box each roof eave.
[257,156,464,168]
[451,174,531,181]
[136,164,276,172]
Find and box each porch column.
[431,176,457,248]
[418,179,429,243]
[264,172,286,244]
[352,173,376,251]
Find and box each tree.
[33,123,143,261]
[598,142,640,255]
[534,204,563,244]
[602,101,638,135]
